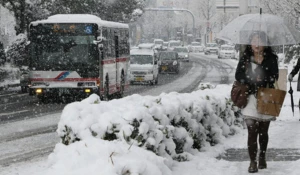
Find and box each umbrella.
[288,81,294,116]
[217,10,300,46]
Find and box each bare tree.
[260,0,300,27]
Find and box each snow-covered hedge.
[57,85,243,162]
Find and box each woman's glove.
[288,74,293,82]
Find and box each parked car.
[189,42,205,52]
[218,44,235,59]
[129,44,159,85]
[158,51,180,73]
[204,43,219,55]
[173,47,190,62]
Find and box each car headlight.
[148,70,153,74]
[185,55,188,57]
[173,61,178,65]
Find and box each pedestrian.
[235,31,279,173]
[288,56,300,105]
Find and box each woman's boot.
[258,152,267,169]
[248,160,258,173]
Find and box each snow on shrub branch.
[57,84,243,162]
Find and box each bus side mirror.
[98,44,103,49]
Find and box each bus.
[27,14,130,102]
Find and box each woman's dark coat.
[290,57,300,91]
[235,52,279,95]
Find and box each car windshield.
[191,42,201,46]
[174,47,188,52]
[221,46,234,50]
[169,42,181,47]
[154,40,163,45]
[207,43,217,47]
[159,52,177,60]
[130,55,153,65]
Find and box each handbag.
[231,81,249,108]
[257,81,286,117]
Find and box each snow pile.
[42,137,172,175]
[45,85,243,174]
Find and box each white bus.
[28,14,130,102]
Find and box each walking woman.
[235,31,279,173]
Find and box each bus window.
[115,30,119,58]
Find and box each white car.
[204,43,219,55]
[168,40,181,51]
[129,46,159,85]
[173,47,190,62]
[189,42,204,52]
[218,45,236,59]
[154,39,164,49]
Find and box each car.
[129,44,159,85]
[154,39,164,49]
[158,51,180,74]
[168,40,181,51]
[162,42,169,50]
[189,42,205,52]
[204,43,219,55]
[173,47,190,62]
[218,45,236,59]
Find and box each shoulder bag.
[231,81,249,108]
[257,81,286,117]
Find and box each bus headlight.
[36,88,42,94]
[85,89,91,93]
[173,61,178,65]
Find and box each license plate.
[162,66,167,70]
[135,77,144,81]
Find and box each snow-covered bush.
[6,34,28,67]
[57,85,243,164]
[196,82,215,90]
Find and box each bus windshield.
[29,34,98,74]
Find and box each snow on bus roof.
[30,14,128,29]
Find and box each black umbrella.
[288,81,294,116]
